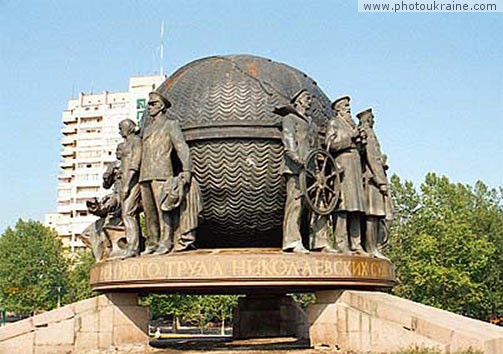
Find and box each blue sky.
[0,0,501,231]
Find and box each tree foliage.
[64,250,97,303]
[0,220,69,315]
[142,294,197,321]
[388,173,503,320]
[142,294,238,332]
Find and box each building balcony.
[78,133,103,141]
[61,147,75,157]
[59,160,74,168]
[61,125,77,135]
[74,155,103,163]
[57,194,72,202]
[58,171,73,179]
[62,111,77,123]
[61,136,75,145]
[73,179,101,188]
[58,182,72,189]
[79,109,104,119]
[75,193,99,201]
[57,203,73,214]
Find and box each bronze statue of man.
[326,96,367,255]
[139,92,193,255]
[276,89,322,253]
[356,108,391,259]
[118,119,142,258]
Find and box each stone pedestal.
[233,294,308,339]
[308,290,503,354]
[90,249,395,293]
[0,293,148,354]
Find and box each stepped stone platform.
[309,290,503,353]
[2,290,503,353]
[0,293,147,354]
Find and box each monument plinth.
[90,249,395,293]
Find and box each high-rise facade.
[47,75,165,252]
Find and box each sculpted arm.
[129,137,142,172]
[326,119,353,152]
[364,135,388,188]
[122,138,142,198]
[282,115,301,163]
[170,120,193,174]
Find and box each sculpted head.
[332,96,351,119]
[291,89,313,114]
[356,108,374,127]
[147,92,171,118]
[115,142,125,160]
[118,119,137,138]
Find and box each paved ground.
[81,337,339,353]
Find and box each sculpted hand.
[287,151,303,167]
[120,188,130,201]
[358,129,368,143]
[179,171,191,184]
[379,184,388,195]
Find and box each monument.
[86,55,395,292]
[80,54,396,345]
[2,54,502,354]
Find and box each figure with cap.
[118,119,142,258]
[326,96,367,255]
[139,91,194,255]
[356,108,392,259]
[274,89,331,253]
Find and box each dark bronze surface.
[79,54,394,268]
[300,149,340,216]
[155,55,334,248]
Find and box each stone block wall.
[308,290,503,353]
[0,293,148,354]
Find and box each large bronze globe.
[157,55,334,248]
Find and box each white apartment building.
[47,75,165,252]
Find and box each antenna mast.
[160,21,164,76]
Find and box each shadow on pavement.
[150,336,310,351]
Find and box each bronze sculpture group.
[81,92,202,260]
[274,92,392,258]
[80,88,392,261]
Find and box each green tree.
[388,173,503,320]
[141,294,199,332]
[142,294,239,334]
[200,295,239,334]
[64,250,97,303]
[0,220,69,315]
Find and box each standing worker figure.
[326,96,367,255]
[139,92,193,255]
[356,108,392,259]
[118,119,142,258]
[275,89,325,253]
